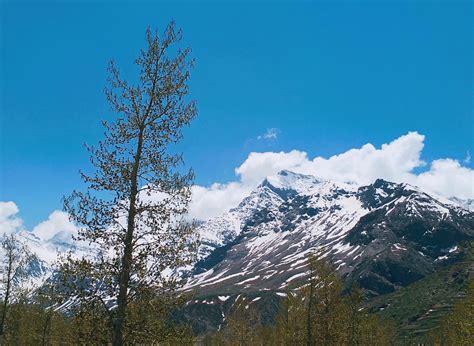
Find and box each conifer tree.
[61,21,198,345]
[274,289,306,345]
[346,284,364,345]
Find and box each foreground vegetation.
[202,255,396,345]
[1,255,391,344]
[1,250,472,345]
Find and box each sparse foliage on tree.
[269,253,394,345]
[0,233,37,338]
[223,296,262,345]
[60,21,198,345]
[205,254,394,345]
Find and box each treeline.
[1,249,473,344]
[0,297,193,344]
[1,253,390,345]
[0,232,193,344]
[204,255,474,346]
[203,255,395,345]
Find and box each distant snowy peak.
[449,197,474,211]
[13,228,93,293]
[261,170,325,194]
[261,169,362,196]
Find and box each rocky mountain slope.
[185,170,474,297]
[366,242,474,343]
[8,230,88,296]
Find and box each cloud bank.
[188,132,473,220]
[0,201,24,235]
[0,202,77,243]
[1,132,472,240]
[32,210,78,242]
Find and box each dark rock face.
[342,183,474,295]
[189,172,474,298]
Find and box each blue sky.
[1,1,472,228]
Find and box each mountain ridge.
[9,170,474,301]
[187,170,473,297]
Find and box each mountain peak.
[261,170,325,195]
[276,169,302,177]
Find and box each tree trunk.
[113,127,145,346]
[0,256,13,336]
[41,310,52,346]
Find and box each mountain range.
[185,170,473,296]
[14,170,474,336]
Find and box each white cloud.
[32,210,77,242]
[0,201,77,243]
[0,201,24,235]
[257,128,281,140]
[416,159,474,200]
[236,150,308,186]
[3,132,473,231]
[189,132,474,220]
[188,183,253,221]
[298,131,426,185]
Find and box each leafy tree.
[3,301,72,345]
[274,289,306,345]
[224,296,261,345]
[304,254,347,345]
[357,314,394,345]
[60,21,198,345]
[346,285,364,345]
[273,253,394,345]
[125,287,194,343]
[33,282,74,345]
[0,233,37,338]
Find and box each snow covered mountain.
[12,229,89,295]
[185,170,474,297]
[13,170,474,299]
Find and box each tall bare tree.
[62,21,198,345]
